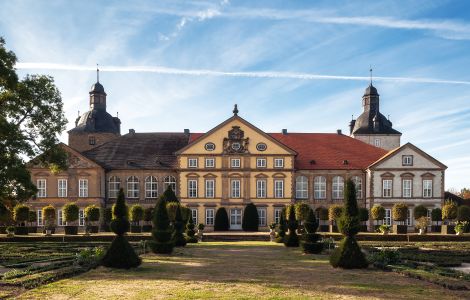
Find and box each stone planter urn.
[418,228,425,235]
[269,228,276,242]
[197,229,204,242]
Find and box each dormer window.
[89,136,96,145]
[402,155,413,166]
[374,138,381,147]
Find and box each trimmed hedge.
[392,203,408,222]
[85,205,100,222]
[414,205,428,220]
[442,201,458,221]
[214,207,229,231]
[301,208,323,254]
[13,205,30,224]
[371,204,385,221]
[242,203,259,232]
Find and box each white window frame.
[231,179,241,198]
[274,179,284,198]
[191,208,198,224]
[384,209,391,226]
[164,176,177,193]
[256,179,266,198]
[145,176,158,198]
[79,209,85,226]
[406,209,413,226]
[274,158,284,168]
[402,155,413,166]
[423,179,432,198]
[332,176,344,200]
[296,176,308,199]
[57,179,67,197]
[256,158,266,168]
[188,179,198,198]
[37,210,43,226]
[274,208,282,224]
[383,179,392,198]
[108,176,120,198]
[205,179,215,198]
[403,179,412,198]
[126,176,139,198]
[79,179,89,197]
[374,138,381,147]
[257,208,267,226]
[205,158,215,168]
[231,158,241,168]
[188,158,198,168]
[205,208,214,225]
[37,179,47,198]
[58,209,64,226]
[352,176,362,199]
[314,176,326,199]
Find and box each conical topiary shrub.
[301,208,323,254]
[284,204,299,247]
[242,203,259,231]
[329,180,368,269]
[214,207,229,231]
[162,185,179,203]
[150,197,174,254]
[275,208,286,243]
[172,205,187,247]
[102,188,141,269]
[185,215,198,243]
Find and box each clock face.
[205,142,216,151]
[231,142,241,151]
[256,143,267,151]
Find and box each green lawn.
[17,241,470,299]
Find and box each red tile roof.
[189,132,387,170]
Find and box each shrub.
[369,249,400,269]
[275,211,287,243]
[63,203,79,223]
[166,202,179,222]
[431,208,442,223]
[144,207,154,222]
[457,205,470,222]
[185,216,198,243]
[371,204,385,221]
[28,211,37,224]
[150,197,174,254]
[283,205,299,247]
[330,179,368,269]
[172,205,187,247]
[442,200,458,221]
[42,205,56,229]
[214,207,229,231]
[358,208,369,222]
[415,216,429,231]
[161,185,178,203]
[102,188,141,269]
[13,204,29,224]
[317,207,328,221]
[85,205,100,222]
[197,223,205,231]
[242,203,259,231]
[378,224,391,233]
[414,205,428,220]
[301,208,323,254]
[392,203,408,222]
[328,205,343,223]
[294,202,311,222]
[180,205,191,225]
[129,204,144,224]
[76,247,105,268]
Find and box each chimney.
[129,129,135,135]
[282,129,288,135]
[337,129,342,135]
[184,129,190,135]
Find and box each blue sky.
[1,0,469,190]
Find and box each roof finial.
[117,111,119,118]
[351,114,354,121]
[78,110,80,117]
[369,65,373,85]
[96,64,99,83]
[233,104,239,116]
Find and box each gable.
[28,143,103,170]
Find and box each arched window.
[314,176,326,199]
[108,176,120,198]
[352,176,363,199]
[332,176,344,199]
[164,176,177,193]
[295,176,308,199]
[145,176,158,198]
[127,176,139,198]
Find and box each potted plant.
[392,203,408,234]
[84,205,100,234]
[43,205,56,235]
[13,204,29,235]
[328,205,343,233]
[269,222,276,241]
[371,204,385,231]
[441,200,457,234]
[413,205,428,233]
[6,226,15,237]
[455,221,468,235]
[129,204,144,233]
[378,224,390,235]
[63,203,79,235]
[197,223,205,242]
[431,208,442,232]
[142,207,154,232]
[358,207,369,232]
[415,216,429,235]
[28,210,37,233]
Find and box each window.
[58,209,64,226]
[332,176,344,199]
[403,179,412,198]
[204,142,215,151]
[256,179,266,198]
[352,176,362,199]
[108,176,121,198]
[423,180,432,198]
[145,176,158,198]
[274,208,282,224]
[256,143,267,151]
[231,179,241,198]
[88,136,95,145]
[231,158,241,168]
[127,176,139,198]
[79,179,88,197]
[58,179,67,197]
[191,209,198,224]
[296,176,308,199]
[383,179,392,197]
[402,155,413,166]
[164,176,177,193]
[205,179,215,198]
[257,208,267,226]
[188,158,198,168]
[314,176,326,199]
[384,209,391,226]
[205,158,215,168]
[79,209,85,226]
[37,179,46,198]
[37,210,43,226]
[188,180,198,198]
[274,180,284,198]
[406,209,413,226]
[205,208,214,225]
[256,158,266,168]
[274,158,284,168]
[374,138,381,147]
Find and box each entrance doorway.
[230,208,242,230]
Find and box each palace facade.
[27,78,447,231]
